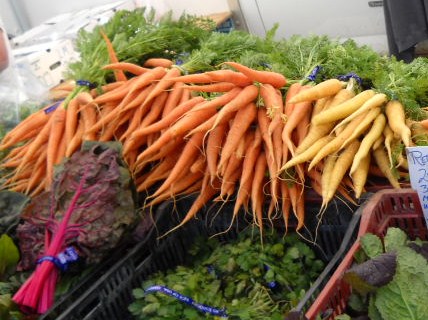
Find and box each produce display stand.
[301,188,427,320]
[39,192,364,320]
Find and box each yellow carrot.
[350,113,386,175]
[351,152,371,199]
[308,111,368,171]
[325,140,361,204]
[279,135,333,172]
[340,107,382,149]
[311,89,375,126]
[384,100,412,147]
[372,146,401,188]
[288,79,345,104]
[332,93,387,132]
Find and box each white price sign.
[406,146,428,227]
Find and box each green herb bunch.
[67,7,215,85]
[129,229,324,319]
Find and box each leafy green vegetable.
[16,141,137,270]
[374,247,428,320]
[68,8,215,85]
[0,192,29,235]
[342,227,428,320]
[130,229,323,319]
[344,252,396,295]
[0,235,19,280]
[360,233,384,259]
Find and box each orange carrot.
[0,104,55,150]
[121,90,169,142]
[87,84,153,136]
[143,58,174,68]
[25,153,47,194]
[260,84,284,136]
[77,92,98,141]
[282,99,313,158]
[123,96,205,155]
[100,30,127,82]
[92,78,139,104]
[134,139,185,174]
[187,110,236,139]
[64,97,79,147]
[46,106,66,188]
[258,107,274,163]
[147,132,205,199]
[65,118,84,157]
[102,62,149,76]
[189,87,242,113]
[136,107,217,161]
[183,82,237,92]
[169,73,213,84]
[280,181,292,232]
[160,174,221,237]
[251,151,267,231]
[206,122,228,183]
[223,61,287,88]
[205,69,252,87]
[142,67,181,108]
[212,84,259,130]
[220,131,250,181]
[162,81,185,116]
[217,102,257,175]
[145,171,204,207]
[136,153,180,192]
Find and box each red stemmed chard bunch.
[13,142,136,314]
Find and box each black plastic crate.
[40,193,365,320]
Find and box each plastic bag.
[0,25,22,130]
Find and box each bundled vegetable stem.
[12,143,136,314]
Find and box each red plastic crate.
[305,188,428,320]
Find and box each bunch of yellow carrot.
[279,78,413,215]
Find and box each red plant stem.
[13,170,88,313]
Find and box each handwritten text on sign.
[406,146,428,227]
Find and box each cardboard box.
[13,39,79,88]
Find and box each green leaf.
[0,235,19,279]
[384,227,408,252]
[375,247,428,320]
[334,315,352,320]
[132,288,146,299]
[0,191,29,235]
[347,292,368,313]
[360,233,384,258]
[368,295,383,320]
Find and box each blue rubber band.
[337,72,362,86]
[76,79,96,88]
[307,65,322,82]
[44,101,62,114]
[37,247,79,272]
[145,285,228,318]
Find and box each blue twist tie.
[337,72,362,86]
[37,247,79,272]
[76,79,96,88]
[307,65,322,82]
[44,100,62,114]
[264,264,278,289]
[145,285,228,318]
[259,62,272,69]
